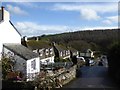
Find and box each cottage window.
[77,51,79,55]
[33,50,37,53]
[63,51,66,56]
[31,60,36,70]
[60,52,62,56]
[39,52,43,56]
[50,48,53,55]
[68,50,70,55]
[46,49,49,55]
[66,51,68,55]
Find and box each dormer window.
[33,50,37,53]
[39,52,43,56]
[66,51,68,55]
[77,51,79,55]
[60,52,63,56]
[46,49,49,55]
[50,48,53,55]
[68,50,70,55]
[63,51,65,56]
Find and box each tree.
[107,42,120,83]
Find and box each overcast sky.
[1,1,119,37]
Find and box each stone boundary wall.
[2,65,77,89]
[57,65,77,87]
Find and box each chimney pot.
[1,6,5,9]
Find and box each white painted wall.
[0,9,21,58]
[0,21,21,43]
[27,57,40,81]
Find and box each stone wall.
[57,65,77,86]
[2,65,77,89]
[34,65,77,88]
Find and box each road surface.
[63,66,119,89]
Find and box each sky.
[1,1,119,37]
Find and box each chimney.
[21,36,28,47]
[52,42,56,46]
[1,6,4,20]
[36,37,39,41]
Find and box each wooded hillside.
[28,29,120,54]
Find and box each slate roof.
[68,47,78,52]
[3,43,39,60]
[26,40,52,50]
[54,44,68,52]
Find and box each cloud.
[15,22,69,36]
[80,9,100,20]
[15,21,118,37]
[106,16,118,23]
[14,2,39,8]
[6,4,28,15]
[53,4,101,20]
[102,20,112,25]
[82,26,118,30]
[102,16,118,25]
[3,0,120,2]
[52,3,117,21]
[52,3,117,13]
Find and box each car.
[77,57,86,62]
[89,59,95,66]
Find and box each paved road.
[63,66,119,89]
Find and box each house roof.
[3,43,39,60]
[54,44,68,52]
[68,47,78,52]
[27,40,52,50]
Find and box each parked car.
[77,57,85,61]
[89,59,95,66]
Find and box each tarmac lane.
[63,66,119,89]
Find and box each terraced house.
[53,43,79,60]
[52,43,71,59]
[26,39,55,65]
[26,39,79,62]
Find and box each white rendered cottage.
[0,7,40,81]
[0,7,21,58]
[3,44,40,81]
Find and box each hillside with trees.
[28,29,120,54]
[107,42,120,84]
